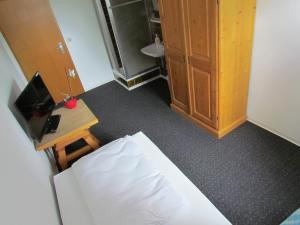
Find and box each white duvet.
[72,135,185,225]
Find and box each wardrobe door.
[184,0,218,128]
[158,0,189,113]
[0,0,84,103]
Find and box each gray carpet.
[81,78,300,225]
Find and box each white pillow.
[72,135,184,225]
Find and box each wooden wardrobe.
[158,0,256,138]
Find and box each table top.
[36,99,99,151]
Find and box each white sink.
[141,43,164,58]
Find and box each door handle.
[57,42,65,54]
[68,69,77,78]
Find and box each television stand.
[44,115,61,134]
[35,100,101,170]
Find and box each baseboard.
[171,104,250,139]
[218,116,247,138]
[170,104,219,138]
[165,104,299,145]
[247,118,300,147]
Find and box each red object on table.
[64,97,77,109]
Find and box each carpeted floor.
[80,78,300,225]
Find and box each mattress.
[54,132,231,225]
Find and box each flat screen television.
[15,72,60,141]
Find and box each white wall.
[50,0,113,91]
[248,0,300,146]
[0,34,61,225]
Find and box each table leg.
[56,147,68,170]
[53,130,101,171]
[84,131,101,150]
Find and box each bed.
[54,132,231,225]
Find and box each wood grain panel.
[0,0,84,103]
[188,0,210,58]
[184,0,218,128]
[166,54,189,112]
[159,0,190,113]
[159,0,186,53]
[191,68,211,120]
[218,0,256,132]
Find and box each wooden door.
[184,0,218,128]
[0,0,84,103]
[158,0,189,113]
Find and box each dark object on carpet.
[81,78,300,225]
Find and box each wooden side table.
[36,99,101,170]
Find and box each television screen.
[15,72,55,141]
